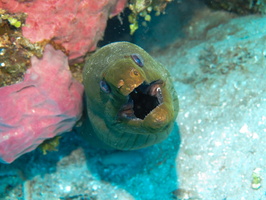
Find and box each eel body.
[82,42,178,150]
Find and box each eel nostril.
[130,69,139,77]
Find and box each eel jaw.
[118,80,164,120]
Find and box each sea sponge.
[0,45,84,164]
[0,0,127,61]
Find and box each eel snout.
[118,80,164,120]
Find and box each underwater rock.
[0,0,127,61]
[0,44,84,164]
[204,0,266,14]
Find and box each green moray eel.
[81,42,179,150]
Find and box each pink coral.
[0,45,84,164]
[0,0,127,61]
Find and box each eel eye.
[131,54,144,67]
[100,80,111,93]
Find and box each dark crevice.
[118,80,163,120]
[130,90,159,120]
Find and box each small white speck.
[65,186,71,192]
[30,73,39,80]
[253,168,262,174]
[214,141,222,147]
[251,132,259,139]
[239,124,248,133]
[3,135,10,140]
[92,185,98,191]
[208,152,214,156]
[195,155,202,160]
[198,172,208,181]
[239,124,259,138]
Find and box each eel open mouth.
[118,80,164,120]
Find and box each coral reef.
[204,0,266,14]
[0,45,83,164]
[1,0,266,199]
[0,9,44,87]
[0,0,127,61]
[0,0,128,163]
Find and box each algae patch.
[128,0,173,35]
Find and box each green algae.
[128,0,172,35]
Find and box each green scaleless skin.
[82,42,179,150]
